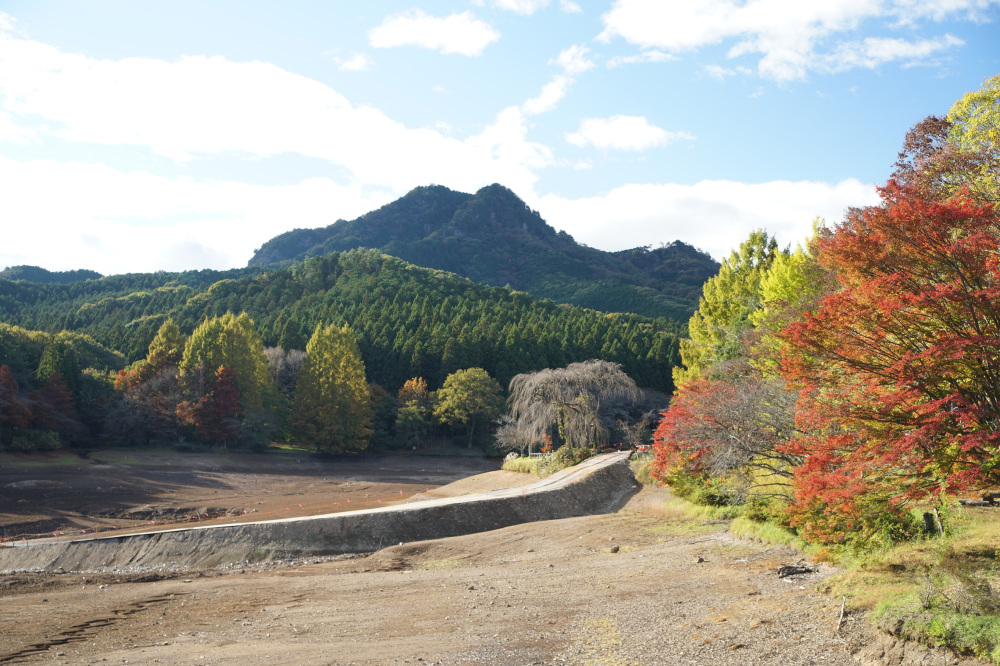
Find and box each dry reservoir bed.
[0,450,985,665]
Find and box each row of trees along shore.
[0,310,523,453]
[651,74,1000,550]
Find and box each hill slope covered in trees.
[0,266,103,284]
[248,184,718,321]
[0,249,680,395]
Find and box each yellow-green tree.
[749,225,833,375]
[946,73,1000,203]
[673,230,779,387]
[179,312,273,412]
[433,367,504,449]
[118,318,186,390]
[146,318,185,373]
[290,324,372,453]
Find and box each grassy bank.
[822,504,1000,664]
[502,446,596,477]
[633,455,1000,664]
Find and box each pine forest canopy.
[248,183,719,322]
[0,249,681,395]
[0,265,103,284]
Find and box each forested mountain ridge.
[248,184,719,321]
[0,249,680,394]
[0,265,103,284]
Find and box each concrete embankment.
[0,452,637,573]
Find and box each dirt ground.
[0,450,509,541]
[0,451,984,665]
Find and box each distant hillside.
[0,249,680,394]
[248,184,718,321]
[0,265,102,284]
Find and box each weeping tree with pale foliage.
[506,360,640,450]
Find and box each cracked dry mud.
[0,455,986,665]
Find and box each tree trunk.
[467,421,475,449]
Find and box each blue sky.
[0,1,997,275]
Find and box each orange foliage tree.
[779,182,1000,542]
[176,366,242,446]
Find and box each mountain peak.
[248,184,718,320]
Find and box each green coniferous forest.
[0,248,681,397]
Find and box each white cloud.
[597,0,987,80]
[566,115,694,151]
[368,10,500,57]
[520,45,594,116]
[551,44,595,75]
[606,50,677,67]
[703,64,752,79]
[334,53,373,72]
[824,34,964,71]
[533,178,880,259]
[0,157,398,274]
[560,0,583,13]
[493,0,550,14]
[0,110,34,143]
[0,27,554,252]
[522,75,573,115]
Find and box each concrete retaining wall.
[0,452,637,573]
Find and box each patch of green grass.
[730,516,812,551]
[618,490,738,537]
[268,442,315,454]
[629,456,656,485]
[502,455,546,474]
[820,501,1000,664]
[502,446,594,477]
[872,602,1000,664]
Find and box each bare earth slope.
[0,452,985,665]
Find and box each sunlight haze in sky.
[0,1,998,275]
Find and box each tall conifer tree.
[290,324,372,453]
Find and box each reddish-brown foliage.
[0,364,31,431]
[29,371,85,442]
[650,364,798,498]
[780,182,1000,539]
[176,366,242,445]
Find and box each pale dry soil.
[0,450,506,540]
[0,452,985,665]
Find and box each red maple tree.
[779,181,1000,540]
